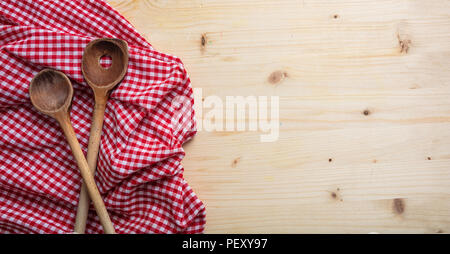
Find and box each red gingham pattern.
[0,0,205,233]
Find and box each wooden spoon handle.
[57,112,116,234]
[74,101,107,233]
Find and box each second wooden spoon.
[74,38,128,233]
[29,69,116,234]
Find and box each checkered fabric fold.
[0,0,205,233]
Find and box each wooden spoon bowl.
[82,38,128,91]
[29,69,73,115]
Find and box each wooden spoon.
[29,69,116,234]
[74,38,128,233]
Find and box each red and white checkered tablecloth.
[0,0,205,233]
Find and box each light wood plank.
[107,0,450,233]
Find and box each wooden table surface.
[107,0,450,233]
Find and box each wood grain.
[107,0,450,233]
